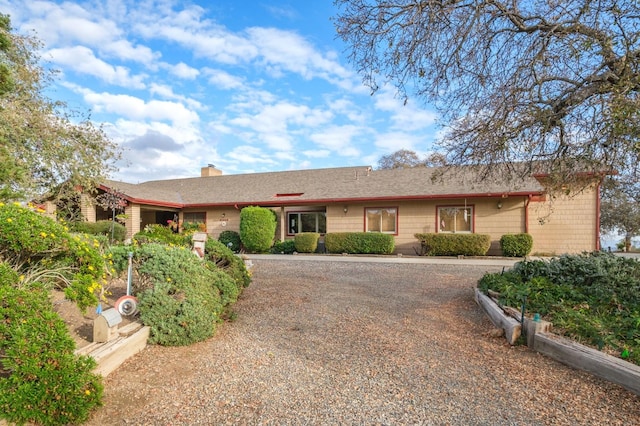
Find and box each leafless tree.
[377,148,424,169]
[334,1,640,188]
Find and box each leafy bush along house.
[84,165,603,256]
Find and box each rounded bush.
[133,244,223,346]
[218,230,241,253]
[239,206,276,253]
[0,280,103,425]
[294,232,320,253]
[500,233,533,257]
[271,239,296,254]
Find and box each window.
[183,212,206,224]
[438,206,473,233]
[288,212,326,234]
[366,207,397,234]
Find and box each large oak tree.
[334,1,640,186]
[0,15,119,203]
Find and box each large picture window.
[288,212,326,234]
[366,207,397,234]
[438,206,473,233]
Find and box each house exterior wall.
[327,198,529,255]
[120,185,598,256]
[180,207,241,240]
[80,194,96,223]
[124,203,141,239]
[527,185,599,255]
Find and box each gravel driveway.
[86,258,640,425]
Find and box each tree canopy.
[0,15,119,202]
[600,175,640,252]
[377,148,423,169]
[334,1,640,186]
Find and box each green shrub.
[500,233,533,257]
[294,233,320,253]
[325,232,395,254]
[270,239,296,254]
[218,230,241,253]
[479,252,640,365]
[0,280,103,425]
[239,206,276,253]
[133,244,223,346]
[414,233,491,256]
[70,220,127,242]
[0,202,108,312]
[205,238,251,290]
[133,224,191,247]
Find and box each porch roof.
[103,165,546,208]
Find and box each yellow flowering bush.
[0,203,108,311]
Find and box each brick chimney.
[201,164,222,177]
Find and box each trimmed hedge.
[294,232,319,253]
[500,233,533,257]
[325,232,395,254]
[270,239,296,254]
[70,220,126,242]
[239,206,276,253]
[414,233,491,256]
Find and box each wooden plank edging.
[474,288,521,344]
[534,332,640,396]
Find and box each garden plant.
[478,251,640,365]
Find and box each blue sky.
[1,0,439,183]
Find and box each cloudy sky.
[1,0,439,183]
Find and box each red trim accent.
[275,193,304,197]
[525,196,530,233]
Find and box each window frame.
[436,204,474,234]
[287,211,327,235]
[364,206,398,235]
[182,212,206,224]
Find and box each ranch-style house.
[82,164,603,256]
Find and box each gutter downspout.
[525,195,531,234]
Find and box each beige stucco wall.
[328,198,530,255]
[527,185,599,255]
[125,186,598,256]
[180,207,242,240]
[124,204,141,239]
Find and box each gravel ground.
[85,259,640,425]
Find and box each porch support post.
[280,206,285,242]
[80,194,96,223]
[124,203,141,240]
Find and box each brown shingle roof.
[103,165,545,208]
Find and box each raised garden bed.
[475,288,640,396]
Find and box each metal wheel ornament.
[115,295,138,316]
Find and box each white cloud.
[47,46,147,89]
[76,89,200,126]
[309,125,362,156]
[166,62,200,79]
[205,68,244,90]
